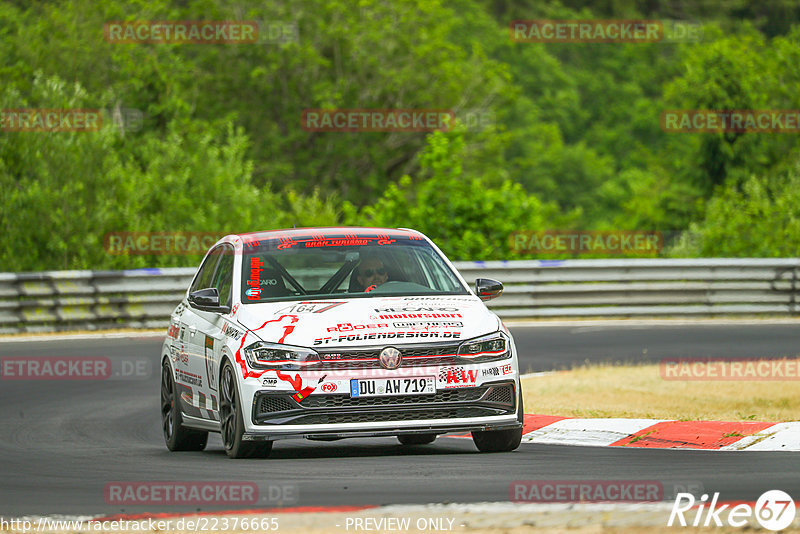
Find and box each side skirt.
[181,413,221,433]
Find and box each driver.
[356,256,388,292]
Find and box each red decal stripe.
[234,315,300,379]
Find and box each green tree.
[671,162,800,257]
[355,128,554,260]
[0,74,342,271]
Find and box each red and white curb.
[519,415,800,451]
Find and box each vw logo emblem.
[379,347,402,370]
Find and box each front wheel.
[471,383,524,453]
[471,426,522,452]
[219,361,273,459]
[161,361,208,451]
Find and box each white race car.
[161,227,523,458]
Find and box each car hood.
[234,295,498,348]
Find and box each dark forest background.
[3,0,800,270]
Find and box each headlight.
[243,342,320,369]
[457,332,510,362]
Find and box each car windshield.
[240,232,468,303]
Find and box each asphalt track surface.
[1,323,799,516]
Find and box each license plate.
[349,377,435,398]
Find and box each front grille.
[316,343,460,370]
[301,387,488,408]
[252,381,517,425]
[404,346,458,357]
[296,407,493,425]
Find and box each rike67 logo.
[669,490,796,531]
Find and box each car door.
[179,246,223,419]
[184,244,235,422]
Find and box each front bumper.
[237,336,522,441]
[242,421,522,441]
[242,379,520,441]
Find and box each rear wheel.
[397,434,436,445]
[471,383,523,453]
[219,361,273,459]
[161,361,208,451]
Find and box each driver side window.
[190,247,223,293]
[211,246,235,307]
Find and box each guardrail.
[1,259,798,334]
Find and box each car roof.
[234,226,426,242]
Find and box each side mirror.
[188,288,230,313]
[476,278,503,302]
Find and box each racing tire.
[219,361,273,459]
[397,434,437,445]
[471,383,524,453]
[161,360,208,451]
